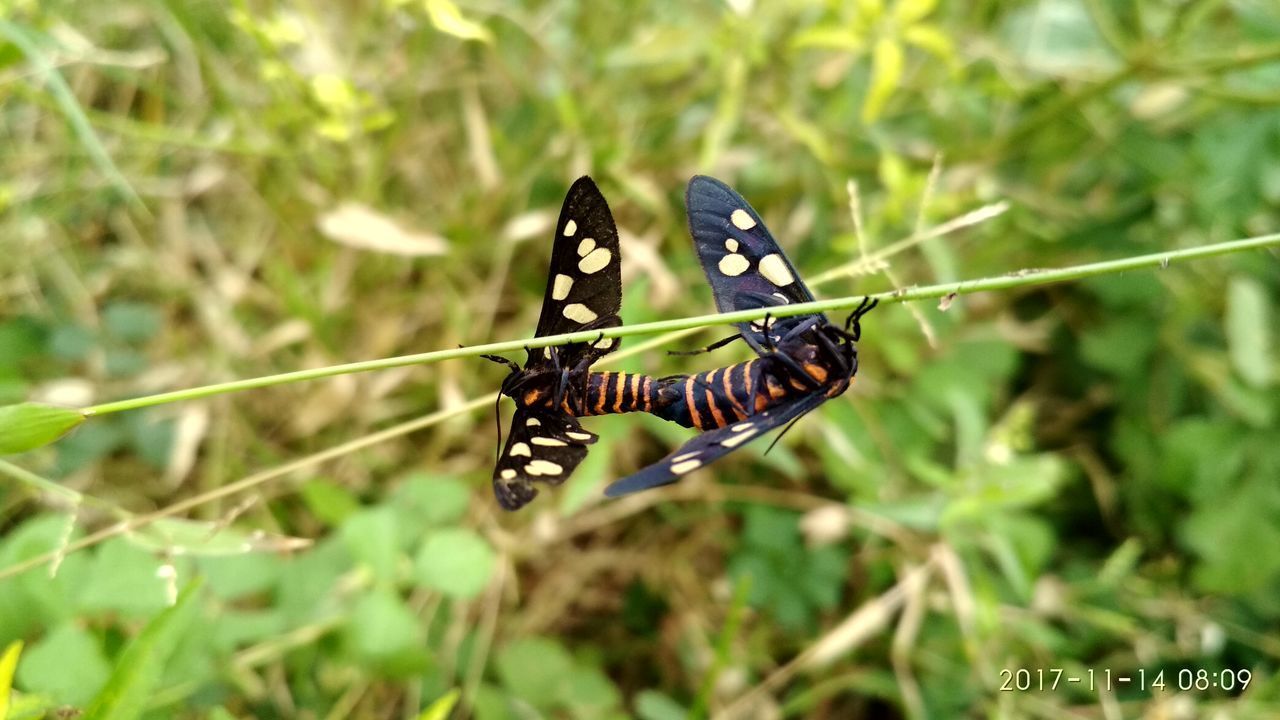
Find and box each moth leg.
[843,296,878,341]
[480,354,521,372]
[668,332,743,357]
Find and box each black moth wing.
[602,390,828,497]
[686,175,821,349]
[493,407,599,511]
[527,176,623,369]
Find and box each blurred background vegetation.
[2,0,1279,718]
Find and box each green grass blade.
[0,641,23,720]
[81,579,204,720]
[0,403,86,455]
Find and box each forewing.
[493,408,599,511]
[602,390,828,498]
[685,175,820,346]
[527,176,623,369]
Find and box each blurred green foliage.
[2,0,1280,718]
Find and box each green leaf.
[424,0,493,44]
[102,302,162,344]
[0,640,21,720]
[496,637,574,708]
[791,26,865,52]
[390,473,471,528]
[345,587,428,675]
[417,689,461,720]
[79,538,169,617]
[16,623,110,706]
[902,24,956,69]
[1226,276,1273,388]
[0,402,85,454]
[862,36,903,123]
[893,0,936,24]
[341,507,403,584]
[635,690,689,720]
[301,478,361,526]
[413,528,495,599]
[82,578,204,720]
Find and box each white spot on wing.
[720,430,757,448]
[564,219,577,236]
[578,247,612,274]
[525,459,563,476]
[532,437,567,446]
[724,238,739,252]
[671,459,702,475]
[594,337,614,349]
[758,253,795,286]
[552,273,574,300]
[577,237,596,256]
[673,452,700,462]
[731,209,756,230]
[718,253,750,277]
[562,303,598,323]
[566,431,593,441]
[527,418,541,426]
[731,423,754,432]
[511,442,531,457]
[500,468,517,479]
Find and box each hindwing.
[603,390,827,497]
[685,175,823,350]
[493,408,598,510]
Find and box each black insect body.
[602,176,876,497]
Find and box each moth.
[602,176,876,497]
[481,177,630,510]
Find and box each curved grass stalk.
[80,232,1280,417]
[2,230,1276,581]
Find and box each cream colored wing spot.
[731,423,754,432]
[500,468,517,480]
[719,430,757,448]
[552,273,574,300]
[511,442,532,457]
[594,337,614,349]
[526,418,541,426]
[566,431,593,441]
[724,238,739,252]
[730,209,756,230]
[672,451,700,462]
[578,247,612,274]
[525,459,563,476]
[563,219,577,236]
[532,437,567,447]
[758,253,795,286]
[718,253,750,277]
[671,459,702,475]
[562,303,598,323]
[577,237,596,256]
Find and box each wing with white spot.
[493,407,599,511]
[527,176,623,368]
[602,390,827,498]
[685,175,820,348]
